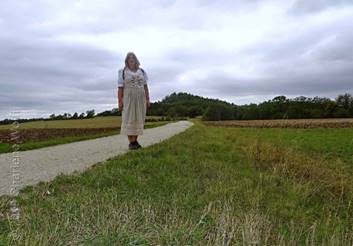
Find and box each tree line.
[1,92,352,124]
[202,93,353,120]
[146,92,353,120]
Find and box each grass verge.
[0,119,352,245]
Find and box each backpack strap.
[122,67,126,80]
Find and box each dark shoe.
[135,141,142,149]
[129,140,142,150]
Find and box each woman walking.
[117,52,151,150]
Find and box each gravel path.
[0,120,193,196]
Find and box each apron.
[120,68,147,135]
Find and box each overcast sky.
[1,0,353,120]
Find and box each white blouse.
[117,67,148,88]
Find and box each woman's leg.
[127,135,138,143]
[128,135,134,143]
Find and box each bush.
[202,104,235,121]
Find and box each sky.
[1,0,353,120]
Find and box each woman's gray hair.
[124,52,140,69]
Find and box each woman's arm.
[117,87,124,111]
[144,84,149,101]
[117,69,125,112]
[144,84,151,108]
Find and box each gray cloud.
[1,0,353,119]
[288,0,353,15]
[0,35,120,118]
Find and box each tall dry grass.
[243,139,352,202]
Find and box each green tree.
[86,110,95,118]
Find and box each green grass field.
[0,119,352,245]
[222,127,353,172]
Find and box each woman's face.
[127,56,136,69]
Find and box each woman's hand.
[118,101,123,112]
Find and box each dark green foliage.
[148,92,234,119]
[202,104,235,121]
[85,109,95,118]
[147,92,353,121]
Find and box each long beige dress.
[118,67,148,135]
